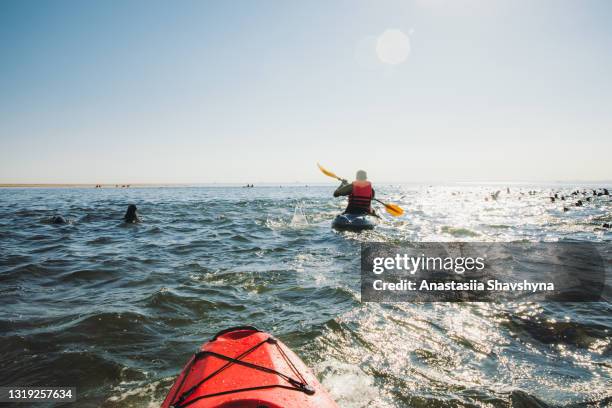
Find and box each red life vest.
[348,180,373,211]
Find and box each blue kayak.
[332,213,376,232]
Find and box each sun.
[376,29,410,65]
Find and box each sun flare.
[376,29,410,65]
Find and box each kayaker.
[333,169,376,215]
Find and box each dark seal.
[52,215,67,224]
[124,204,140,223]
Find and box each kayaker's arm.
[369,189,379,217]
[333,180,352,197]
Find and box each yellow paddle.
[317,163,404,217]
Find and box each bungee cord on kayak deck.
[165,327,333,408]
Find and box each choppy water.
[0,185,610,408]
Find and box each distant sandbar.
[0,184,165,188]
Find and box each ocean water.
[0,185,610,408]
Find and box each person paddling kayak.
[333,169,376,216]
[318,163,404,218]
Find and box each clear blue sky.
[1,0,611,183]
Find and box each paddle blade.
[317,163,341,180]
[384,203,404,217]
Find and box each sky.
[1,0,611,184]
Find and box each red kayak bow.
[161,326,338,408]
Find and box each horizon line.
[1,180,611,188]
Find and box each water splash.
[290,202,309,226]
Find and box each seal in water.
[124,204,140,223]
[52,215,67,224]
